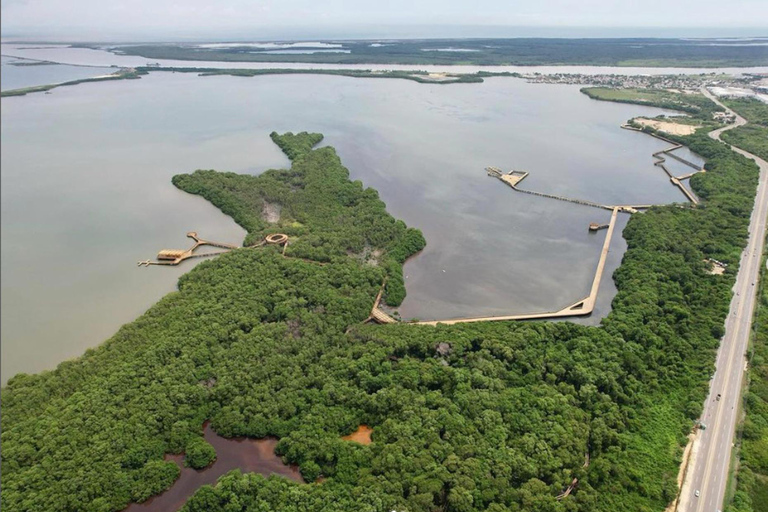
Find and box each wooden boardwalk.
[487,167,653,213]
[622,124,704,204]
[415,207,619,326]
[366,279,397,324]
[139,232,295,268]
[368,123,705,329]
[652,149,701,204]
[138,232,238,267]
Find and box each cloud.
[1,0,30,11]
[1,0,766,40]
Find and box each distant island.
[87,38,768,67]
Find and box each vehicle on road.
[695,490,700,497]
[716,393,721,401]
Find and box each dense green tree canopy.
[0,125,760,512]
[721,98,768,164]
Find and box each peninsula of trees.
[1,117,761,511]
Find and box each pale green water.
[1,72,691,383]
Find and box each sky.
[2,0,767,41]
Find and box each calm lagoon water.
[0,55,115,91]
[2,71,695,383]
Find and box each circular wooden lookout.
[265,233,288,245]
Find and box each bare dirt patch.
[367,249,383,266]
[342,425,373,445]
[347,245,382,266]
[261,202,281,223]
[634,118,701,136]
[705,258,727,275]
[412,72,454,82]
[706,265,726,275]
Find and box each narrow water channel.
[124,423,304,512]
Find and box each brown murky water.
[342,425,373,445]
[124,423,304,512]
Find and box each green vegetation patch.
[722,125,768,163]
[172,132,425,305]
[581,87,724,121]
[270,131,324,161]
[102,39,768,67]
[1,123,761,512]
[185,438,217,469]
[721,98,768,163]
[724,98,768,127]
[139,66,498,84]
[0,69,147,97]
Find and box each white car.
[695,490,700,497]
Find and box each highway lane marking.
[694,91,766,512]
[697,296,744,512]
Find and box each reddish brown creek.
[124,422,304,512]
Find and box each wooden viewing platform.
[138,232,292,267]
[365,279,397,324]
[138,232,239,267]
[487,167,530,188]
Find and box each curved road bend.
[677,89,768,512]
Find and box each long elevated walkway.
[512,184,616,211]
[372,123,704,328]
[652,149,700,204]
[666,150,704,171]
[138,232,239,267]
[622,124,704,204]
[415,207,619,326]
[487,167,652,213]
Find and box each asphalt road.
[678,90,768,512]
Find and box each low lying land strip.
[1,66,522,97]
[582,86,726,121]
[0,68,145,97]
[634,117,701,136]
[87,39,768,67]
